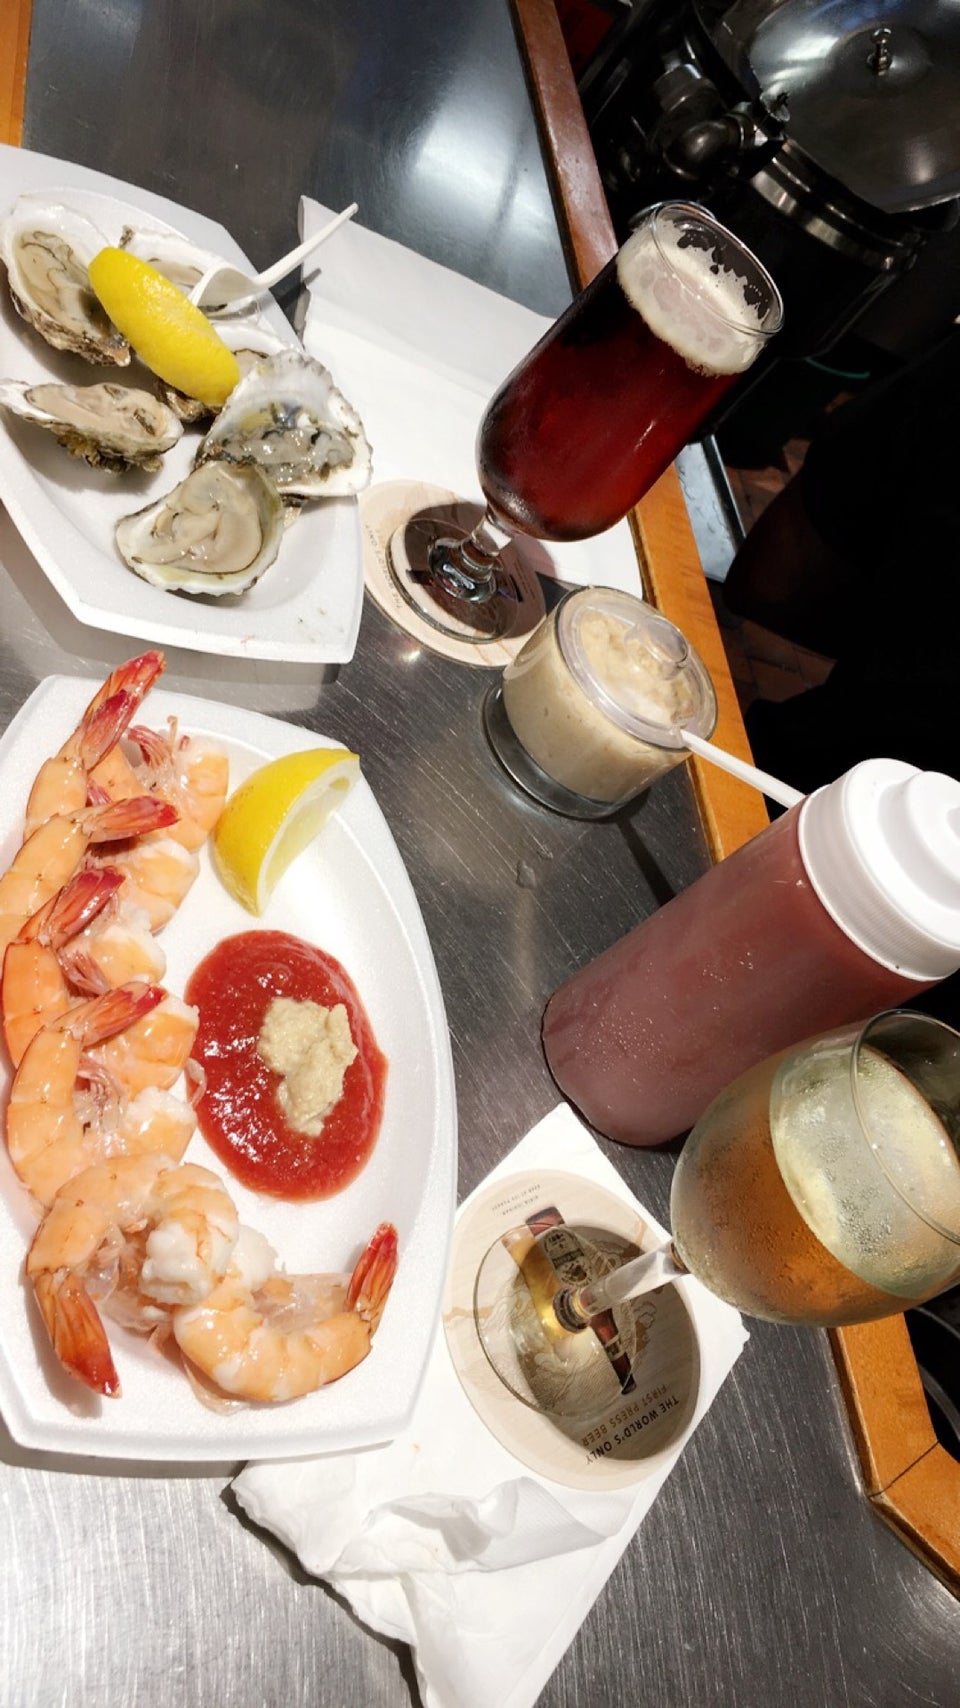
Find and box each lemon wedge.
[211,747,360,915]
[87,247,241,408]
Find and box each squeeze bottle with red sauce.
[542,760,960,1146]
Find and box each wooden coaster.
[359,480,546,666]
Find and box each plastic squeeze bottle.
[542,760,960,1146]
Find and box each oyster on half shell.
[0,379,183,471]
[196,348,371,498]
[0,196,130,365]
[115,462,284,596]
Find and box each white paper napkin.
[297,198,644,597]
[234,1105,748,1708]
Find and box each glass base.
[388,512,531,644]
[482,682,621,819]
[473,1222,656,1422]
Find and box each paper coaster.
[359,480,546,666]
[443,1170,702,1491]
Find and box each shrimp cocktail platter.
[0,655,456,1461]
[0,146,368,664]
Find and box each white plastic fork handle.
[189,202,359,311]
[256,202,358,289]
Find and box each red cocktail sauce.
[186,929,387,1200]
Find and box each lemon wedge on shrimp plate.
[211,747,361,916]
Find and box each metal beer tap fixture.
[867,26,894,76]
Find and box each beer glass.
[473,1011,960,1418]
[389,201,783,641]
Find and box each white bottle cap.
[798,759,960,981]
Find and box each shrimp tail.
[77,689,142,771]
[128,724,169,769]
[83,652,165,723]
[31,1269,121,1397]
[17,867,125,947]
[67,981,167,1047]
[345,1222,398,1335]
[54,945,108,997]
[84,796,179,841]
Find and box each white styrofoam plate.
[0,675,457,1461]
[0,145,364,662]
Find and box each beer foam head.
[617,217,773,377]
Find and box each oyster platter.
[0,148,368,661]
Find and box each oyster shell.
[196,348,371,498]
[119,225,220,295]
[0,378,183,471]
[0,196,130,365]
[115,462,284,595]
[119,226,253,318]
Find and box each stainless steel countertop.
[5,1,960,1703]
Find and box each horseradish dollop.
[257,995,358,1136]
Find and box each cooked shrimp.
[24,651,165,834]
[0,796,178,960]
[1,867,125,1066]
[26,1153,239,1397]
[86,741,142,806]
[5,982,168,1205]
[90,717,227,853]
[90,990,199,1098]
[58,895,167,996]
[126,721,229,851]
[115,1083,198,1163]
[173,1221,398,1403]
[88,836,200,933]
[24,690,138,834]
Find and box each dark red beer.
[477,211,779,541]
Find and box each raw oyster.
[159,324,291,424]
[0,378,183,471]
[195,348,371,498]
[0,196,130,365]
[115,462,284,595]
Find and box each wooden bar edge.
[871,1448,960,1595]
[829,1316,936,1493]
[830,1317,960,1587]
[629,480,768,859]
[0,0,31,147]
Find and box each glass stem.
[553,1242,684,1331]
[427,508,513,604]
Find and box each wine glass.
[387,201,783,643]
[473,1011,960,1420]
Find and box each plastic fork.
[188,202,359,314]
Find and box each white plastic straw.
[682,726,804,810]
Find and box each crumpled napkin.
[296,197,642,596]
[234,1106,748,1708]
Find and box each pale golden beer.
[670,1013,960,1325]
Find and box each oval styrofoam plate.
[0,146,364,662]
[0,675,457,1461]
